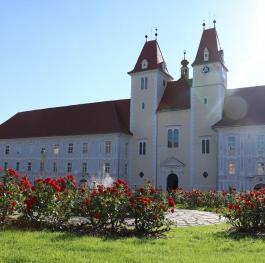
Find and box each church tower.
[128,37,173,188]
[190,22,228,190]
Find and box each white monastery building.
[1,23,265,191]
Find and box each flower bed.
[169,188,236,211]
[0,169,173,234]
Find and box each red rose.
[168,197,175,207]
[20,176,32,190]
[7,168,19,178]
[11,201,17,210]
[25,196,37,210]
[95,212,101,219]
[84,197,90,206]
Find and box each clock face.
[202,65,210,74]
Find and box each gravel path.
[166,209,226,227]
[69,209,226,228]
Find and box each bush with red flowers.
[169,188,235,211]
[129,183,171,233]
[224,189,265,231]
[0,168,24,223]
[20,175,79,227]
[82,179,131,232]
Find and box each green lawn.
[0,224,265,263]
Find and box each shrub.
[0,168,24,224]
[224,189,265,231]
[129,183,173,233]
[20,175,79,227]
[82,179,131,232]
[169,188,235,211]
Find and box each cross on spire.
[155,28,158,40]
[202,20,206,30]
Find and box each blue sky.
[0,0,264,124]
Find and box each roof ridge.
[16,99,130,114]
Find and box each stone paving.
[166,209,226,227]
[69,209,226,228]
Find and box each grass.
[0,224,265,263]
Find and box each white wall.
[217,125,265,191]
[0,133,130,185]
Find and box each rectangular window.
[68,143,73,154]
[16,162,20,171]
[40,161,44,172]
[83,143,88,154]
[228,162,236,175]
[53,144,59,155]
[140,77,148,90]
[257,135,265,154]
[124,163,128,176]
[228,136,236,155]
[27,162,32,172]
[82,162,87,174]
[125,143,128,156]
[40,147,46,155]
[257,162,265,175]
[67,162,72,173]
[53,162,57,173]
[5,145,9,155]
[139,141,146,155]
[202,138,210,154]
[168,128,179,148]
[104,162,110,174]
[4,162,8,170]
[105,141,112,154]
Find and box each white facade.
[0,133,130,185]
[216,126,265,191]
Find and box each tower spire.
[155,28,158,40]
[181,50,189,79]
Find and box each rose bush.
[0,168,24,224]
[82,179,131,232]
[20,175,79,227]
[169,188,236,210]
[129,183,173,232]
[224,189,265,231]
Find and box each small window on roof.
[141,59,148,69]
[204,47,209,61]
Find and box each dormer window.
[141,59,148,69]
[204,47,209,61]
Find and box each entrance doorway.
[167,173,178,191]
[254,183,265,190]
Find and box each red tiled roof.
[0,99,132,139]
[157,77,191,111]
[128,40,170,76]
[213,86,265,128]
[192,28,223,66]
